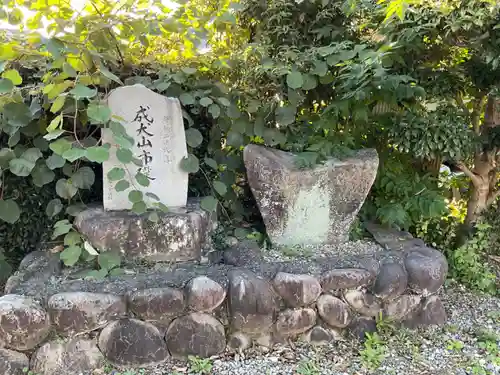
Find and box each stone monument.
[75,85,215,263]
[243,144,379,246]
[102,84,188,210]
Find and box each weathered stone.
[223,239,263,267]
[364,222,422,250]
[403,296,447,328]
[128,287,185,326]
[348,317,377,342]
[4,251,61,296]
[228,269,280,334]
[103,84,188,210]
[48,292,126,335]
[98,319,168,366]
[321,268,374,291]
[0,348,29,375]
[185,276,226,313]
[272,272,321,307]
[243,144,378,246]
[75,199,215,263]
[372,263,407,301]
[317,294,352,328]
[303,326,334,345]
[227,332,251,352]
[383,294,421,321]
[343,290,381,317]
[166,313,226,358]
[0,294,50,350]
[254,333,274,348]
[275,308,316,336]
[30,338,105,375]
[404,247,448,295]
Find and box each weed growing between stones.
[296,358,321,375]
[359,332,387,371]
[187,355,213,374]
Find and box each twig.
[90,1,125,65]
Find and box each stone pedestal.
[243,144,379,247]
[75,198,216,263]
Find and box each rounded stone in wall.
[185,276,226,313]
[404,247,448,295]
[48,292,126,335]
[348,317,377,342]
[30,338,105,375]
[320,268,374,291]
[275,308,317,336]
[372,262,408,301]
[228,269,280,334]
[403,295,447,328]
[272,272,322,307]
[127,287,185,325]
[317,294,352,328]
[343,290,381,317]
[302,326,334,346]
[0,294,50,351]
[166,313,226,358]
[227,332,251,352]
[98,319,169,366]
[383,294,421,321]
[0,348,29,375]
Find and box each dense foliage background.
[0,0,498,293]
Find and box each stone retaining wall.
[0,225,449,375]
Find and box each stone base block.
[75,198,216,263]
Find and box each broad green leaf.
[52,222,73,240]
[2,69,22,85]
[46,199,63,218]
[9,158,35,176]
[56,178,78,200]
[84,241,99,256]
[199,97,213,107]
[200,196,218,212]
[0,199,20,224]
[146,192,160,201]
[204,157,218,170]
[99,64,123,84]
[46,154,66,170]
[182,67,197,75]
[0,148,15,169]
[302,74,318,90]
[115,180,130,192]
[98,252,121,270]
[156,202,169,213]
[132,201,147,215]
[208,103,221,118]
[60,246,82,266]
[311,61,328,77]
[71,166,95,189]
[70,84,97,99]
[113,135,134,149]
[86,269,108,280]
[32,163,55,187]
[64,231,82,246]
[116,148,133,163]
[128,190,143,203]
[226,130,244,147]
[179,93,195,106]
[286,71,303,89]
[185,128,203,148]
[62,147,86,162]
[213,181,227,196]
[180,154,199,173]
[87,103,111,124]
[135,172,150,187]
[86,146,109,163]
[47,114,63,132]
[0,78,13,93]
[44,129,65,141]
[8,8,23,25]
[50,96,66,113]
[217,97,231,107]
[50,138,72,155]
[276,106,296,126]
[62,62,77,77]
[108,167,125,181]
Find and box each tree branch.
[456,161,481,186]
[487,189,500,206]
[471,94,487,135]
[455,93,469,116]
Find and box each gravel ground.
[101,283,499,375]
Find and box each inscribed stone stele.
[103,84,188,210]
